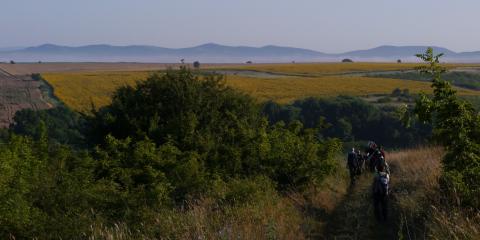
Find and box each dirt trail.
[322,173,399,240]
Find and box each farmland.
[43,71,150,111]
[0,67,52,127]
[217,62,480,76]
[0,62,232,75]
[42,63,480,111]
[225,75,479,103]
[218,62,425,75]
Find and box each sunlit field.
[216,62,480,76]
[44,68,480,111]
[43,71,150,111]
[225,75,479,103]
[217,62,424,75]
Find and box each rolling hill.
[2,43,480,63]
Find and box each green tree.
[193,61,200,69]
[414,48,480,208]
[88,68,341,195]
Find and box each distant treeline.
[262,96,431,148]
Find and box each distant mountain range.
[1,43,480,63]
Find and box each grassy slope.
[323,147,479,240]
[87,147,478,239]
[87,159,350,239]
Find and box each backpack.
[348,152,358,168]
[374,173,389,196]
[375,156,385,170]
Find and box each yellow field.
[225,75,479,103]
[43,71,150,111]
[43,68,480,111]
[217,63,423,75]
[216,62,480,76]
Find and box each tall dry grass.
[86,160,349,240]
[85,147,480,239]
[388,147,480,239]
[87,198,305,240]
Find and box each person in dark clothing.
[347,148,358,185]
[365,141,376,156]
[379,145,386,159]
[372,164,389,221]
[375,155,391,174]
[356,150,365,174]
[366,141,377,172]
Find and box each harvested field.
[0,62,233,75]
[0,67,52,127]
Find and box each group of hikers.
[347,141,390,221]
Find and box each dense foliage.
[413,48,480,208]
[2,68,342,238]
[8,59,477,238]
[12,107,87,146]
[262,96,431,148]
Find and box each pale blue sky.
[1,0,479,53]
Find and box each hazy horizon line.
[1,42,477,54]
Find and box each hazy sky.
[1,0,479,53]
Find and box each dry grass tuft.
[87,197,305,240]
[85,147,480,239]
[388,146,480,239]
[86,159,350,240]
[388,147,443,194]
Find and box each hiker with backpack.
[379,145,386,159]
[347,148,359,185]
[375,155,391,174]
[356,149,365,174]
[372,164,390,221]
[373,145,390,174]
[366,141,378,172]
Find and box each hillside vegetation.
[2,68,346,238]
[2,52,479,238]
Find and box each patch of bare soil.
[0,67,52,127]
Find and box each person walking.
[372,164,390,221]
[347,148,358,185]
